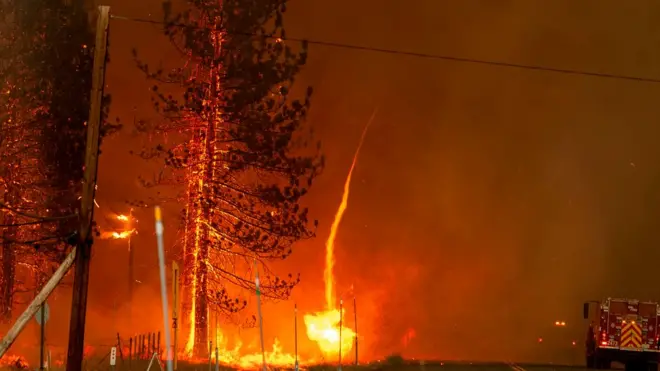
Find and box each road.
[360,361,600,371]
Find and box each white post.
[154,207,173,371]
[255,262,267,371]
[214,310,219,371]
[109,347,117,371]
[338,299,343,371]
[294,304,299,371]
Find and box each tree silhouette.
[134,0,323,356]
[0,0,117,320]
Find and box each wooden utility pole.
[353,297,358,366]
[171,262,179,371]
[39,304,45,371]
[127,208,134,324]
[65,6,109,371]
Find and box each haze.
[5,0,660,366]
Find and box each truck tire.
[586,354,596,369]
[625,361,646,371]
[597,357,611,369]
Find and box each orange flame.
[112,229,136,239]
[178,325,311,369]
[0,354,28,369]
[401,328,416,348]
[99,229,136,239]
[304,308,354,358]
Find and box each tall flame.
[323,110,375,309]
[99,229,136,239]
[305,109,378,359]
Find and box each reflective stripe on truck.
[621,321,643,348]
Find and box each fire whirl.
[303,109,377,359]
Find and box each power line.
[110,14,660,84]
[0,201,78,222]
[0,219,65,228]
[0,232,75,246]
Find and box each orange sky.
[6,0,660,367]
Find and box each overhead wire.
[0,219,65,228]
[0,232,76,246]
[0,201,78,222]
[110,14,660,84]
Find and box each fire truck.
[584,298,660,371]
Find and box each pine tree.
[134,0,323,356]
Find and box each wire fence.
[124,332,163,362]
[93,332,165,371]
[0,332,166,371]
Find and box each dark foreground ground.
[309,361,601,371]
[0,358,602,371]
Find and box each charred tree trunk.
[193,255,208,357]
[0,171,17,321]
[0,222,16,321]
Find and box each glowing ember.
[0,355,28,369]
[116,214,129,221]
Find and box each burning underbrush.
[0,352,450,371]
[0,355,28,370]
[0,353,423,371]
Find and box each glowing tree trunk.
[193,145,210,358]
[183,120,216,358]
[182,36,221,355]
[193,236,209,358]
[191,99,221,357]
[182,127,206,357]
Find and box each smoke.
[6,0,657,367]
[278,0,660,364]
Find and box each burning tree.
[134,0,323,357]
[0,0,116,319]
[0,50,46,318]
